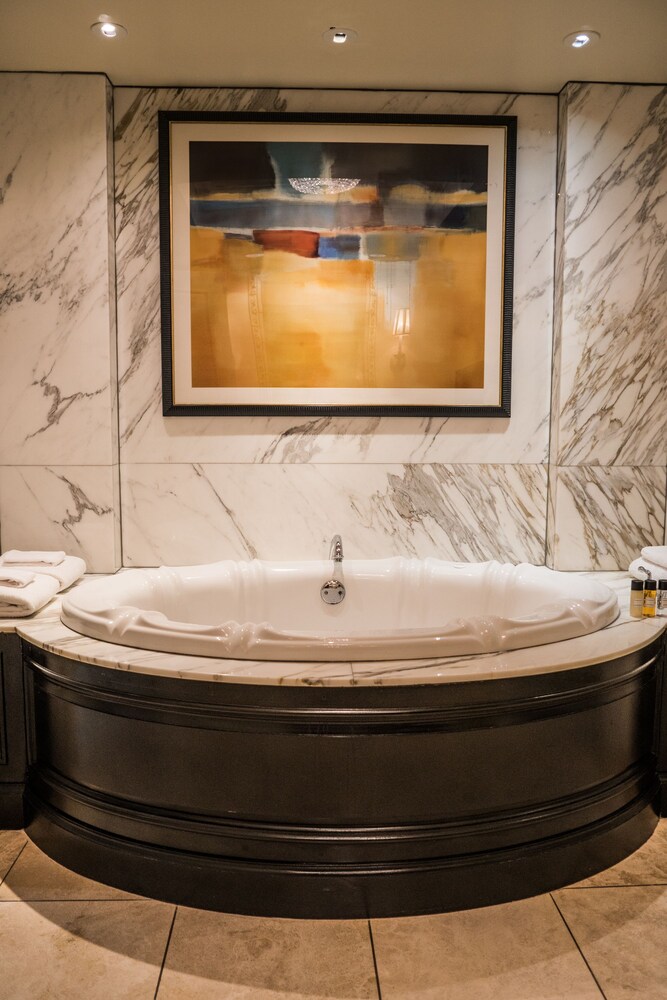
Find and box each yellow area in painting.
[190,227,487,390]
[389,185,488,205]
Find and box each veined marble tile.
[545,460,558,567]
[371,895,602,999]
[553,83,667,467]
[0,899,173,1000]
[0,831,26,884]
[553,886,667,999]
[548,92,570,472]
[114,87,555,466]
[0,841,139,902]
[120,462,547,566]
[548,465,666,571]
[157,909,377,999]
[0,73,117,466]
[572,819,667,887]
[0,465,121,572]
[105,77,120,461]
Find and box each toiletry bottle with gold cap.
[658,580,667,618]
[643,579,657,618]
[630,580,644,618]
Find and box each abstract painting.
[159,112,516,416]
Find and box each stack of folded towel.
[0,550,86,618]
[629,546,667,581]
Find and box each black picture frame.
[159,110,516,417]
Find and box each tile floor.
[1,823,667,999]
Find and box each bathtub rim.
[58,558,620,664]
[8,610,667,687]
[3,572,666,687]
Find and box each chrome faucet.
[321,535,345,604]
[330,534,343,563]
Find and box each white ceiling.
[1,0,665,93]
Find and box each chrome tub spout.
[322,535,345,604]
[330,534,343,564]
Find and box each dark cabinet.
[0,633,27,828]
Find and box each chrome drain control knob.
[321,580,346,604]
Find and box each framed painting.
[159,111,516,417]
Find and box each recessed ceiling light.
[90,15,128,40]
[563,29,600,49]
[322,26,358,45]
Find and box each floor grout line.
[549,892,608,1000]
[367,920,383,1000]
[153,905,178,1000]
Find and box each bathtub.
[23,560,663,920]
[61,558,619,660]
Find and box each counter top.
[1,572,665,686]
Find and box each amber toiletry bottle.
[643,579,657,618]
[630,580,644,618]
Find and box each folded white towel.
[641,546,667,570]
[629,557,667,581]
[0,567,37,588]
[0,549,66,566]
[32,555,86,591]
[0,575,59,617]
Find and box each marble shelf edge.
[1,572,665,687]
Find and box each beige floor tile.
[371,895,603,999]
[554,885,667,998]
[572,819,667,887]
[0,839,140,901]
[157,908,378,999]
[0,899,174,1000]
[0,829,27,882]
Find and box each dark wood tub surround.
[0,634,27,828]
[11,632,666,918]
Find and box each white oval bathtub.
[60,559,619,661]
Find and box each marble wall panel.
[105,78,119,453]
[4,75,663,572]
[114,87,556,467]
[548,82,667,570]
[0,73,121,571]
[545,463,558,569]
[0,73,118,466]
[548,90,570,464]
[0,466,121,571]
[553,83,667,468]
[120,462,547,566]
[548,466,666,571]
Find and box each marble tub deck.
[1,572,665,685]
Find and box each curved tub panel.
[61,559,619,661]
[22,636,663,918]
